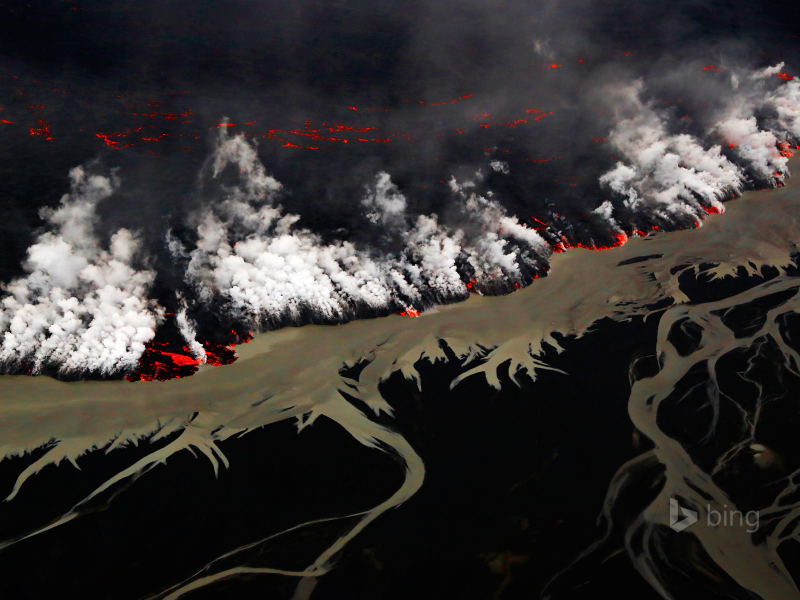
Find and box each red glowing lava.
[396,308,421,317]
[95,132,125,148]
[700,64,723,71]
[526,156,561,163]
[29,119,53,140]
[126,331,253,381]
[479,119,528,129]
[530,216,548,229]
[553,230,631,253]
[428,93,474,106]
[777,73,793,81]
[161,352,201,367]
[328,124,376,133]
[287,128,348,143]
[125,342,201,382]
[203,330,252,366]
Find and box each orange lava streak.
[396,307,421,317]
[700,64,723,71]
[0,120,14,124]
[777,73,793,80]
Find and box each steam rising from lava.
[0,167,162,375]
[0,68,799,377]
[596,74,800,233]
[183,128,549,331]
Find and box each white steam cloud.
[185,129,549,328]
[3,67,799,377]
[767,77,800,139]
[598,70,799,228]
[0,167,161,375]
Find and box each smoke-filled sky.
[0,0,799,377]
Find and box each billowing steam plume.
[596,74,799,232]
[1,70,799,377]
[0,167,162,375]
[183,129,549,330]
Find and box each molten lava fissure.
[126,330,254,381]
[125,342,201,382]
[29,119,53,140]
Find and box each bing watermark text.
[669,498,759,533]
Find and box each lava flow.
[29,119,53,140]
[126,330,253,382]
[124,342,201,382]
